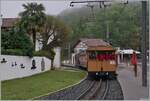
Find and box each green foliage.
[33,50,55,60]
[41,15,71,50]
[18,2,46,50]
[19,2,46,32]
[2,49,24,56]
[24,46,34,57]
[59,2,146,50]
[1,29,34,56]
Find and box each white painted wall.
[71,53,75,64]
[35,32,43,51]
[53,47,61,68]
[0,55,51,81]
[74,41,88,54]
[35,39,43,51]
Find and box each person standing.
[131,51,137,77]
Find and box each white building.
[116,48,141,64]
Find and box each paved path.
[117,63,149,100]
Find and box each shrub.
[23,46,34,57]
[2,48,34,57]
[33,50,55,60]
[1,29,34,56]
[2,49,24,56]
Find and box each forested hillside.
[58,1,149,51]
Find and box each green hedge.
[2,49,55,60]
[2,49,24,56]
[33,50,55,60]
[2,48,33,57]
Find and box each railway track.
[35,78,123,100]
[76,79,101,100]
[96,80,108,100]
[98,80,109,100]
[76,79,110,100]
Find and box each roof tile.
[2,18,19,27]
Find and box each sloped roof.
[80,38,110,46]
[2,18,19,27]
[73,38,110,48]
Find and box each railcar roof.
[73,38,111,49]
[87,46,115,51]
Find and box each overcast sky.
[1,0,138,18]
[1,0,74,18]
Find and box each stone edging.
[30,71,88,100]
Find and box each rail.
[76,79,102,100]
[101,80,109,100]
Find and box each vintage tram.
[75,44,117,78]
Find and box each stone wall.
[0,55,51,81]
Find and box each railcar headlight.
[106,72,108,75]
[110,60,115,64]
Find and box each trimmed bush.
[2,49,24,56]
[33,50,55,60]
[1,48,34,57]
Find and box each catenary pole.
[0,0,2,55]
[0,14,2,55]
[68,43,71,64]
[141,1,147,87]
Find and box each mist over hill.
[58,1,148,50]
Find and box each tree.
[40,15,70,51]
[36,15,70,69]
[19,2,46,50]
[59,2,143,50]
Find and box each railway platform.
[117,63,149,100]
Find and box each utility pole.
[0,14,2,55]
[141,1,147,87]
[68,43,71,64]
[103,5,108,41]
[106,21,109,41]
[0,0,1,55]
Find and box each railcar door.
[87,51,98,72]
[97,51,116,72]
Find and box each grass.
[1,69,86,100]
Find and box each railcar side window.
[89,51,96,60]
